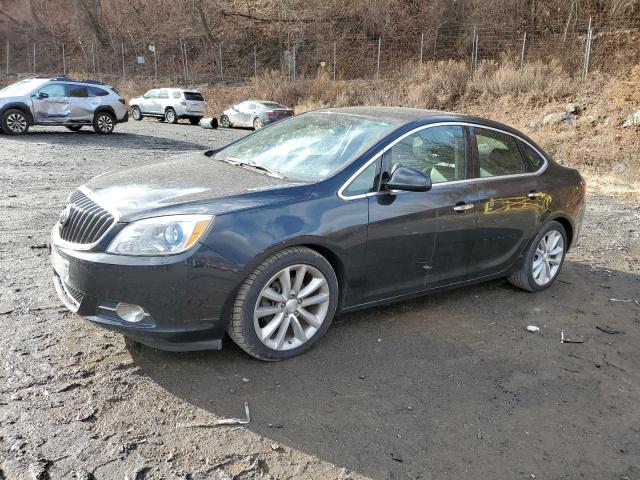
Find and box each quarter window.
[343,158,381,197]
[519,141,546,172]
[173,91,181,99]
[385,125,466,184]
[475,128,527,177]
[88,86,109,97]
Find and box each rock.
[621,108,640,127]
[542,111,569,126]
[28,461,49,480]
[565,103,582,114]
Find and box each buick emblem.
[59,205,71,225]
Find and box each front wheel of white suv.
[131,106,143,121]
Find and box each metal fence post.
[376,36,381,79]
[91,42,96,74]
[121,42,125,76]
[520,32,527,68]
[582,17,593,82]
[153,43,157,80]
[33,43,36,75]
[183,41,189,80]
[5,41,8,76]
[471,26,476,71]
[419,32,424,65]
[254,45,257,77]
[62,43,66,75]
[333,41,336,81]
[218,43,222,81]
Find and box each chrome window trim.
[51,185,120,251]
[338,121,549,201]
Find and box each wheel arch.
[93,105,116,119]
[1,102,35,125]
[546,213,575,250]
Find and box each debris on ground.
[561,330,585,344]
[596,325,626,335]
[526,325,540,333]
[177,402,250,428]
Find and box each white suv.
[129,88,207,125]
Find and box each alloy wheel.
[532,229,564,286]
[253,264,331,351]
[97,114,114,133]
[7,112,27,134]
[166,110,176,123]
[132,107,141,120]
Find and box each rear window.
[184,92,204,101]
[262,102,287,109]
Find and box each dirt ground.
[0,120,639,480]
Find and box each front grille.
[59,190,114,245]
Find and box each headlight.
[107,215,213,256]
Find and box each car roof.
[315,106,532,139]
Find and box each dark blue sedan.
[50,107,586,360]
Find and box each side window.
[173,91,181,99]
[475,128,527,177]
[66,85,88,98]
[343,158,381,197]
[36,83,66,97]
[158,90,169,99]
[519,141,546,172]
[385,125,466,184]
[88,86,109,97]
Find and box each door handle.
[527,191,543,199]
[453,203,474,212]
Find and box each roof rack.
[47,76,105,85]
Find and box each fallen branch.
[177,402,250,428]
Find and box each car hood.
[0,95,26,104]
[82,152,301,221]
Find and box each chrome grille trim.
[57,188,116,247]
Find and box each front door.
[31,82,71,123]
[363,124,477,302]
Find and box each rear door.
[66,84,93,122]
[469,126,547,279]
[362,124,477,302]
[243,102,258,125]
[31,82,71,123]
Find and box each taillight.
[118,98,125,104]
[266,111,277,117]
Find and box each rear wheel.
[189,116,202,125]
[66,125,82,131]
[508,221,567,292]
[220,115,231,128]
[131,106,143,121]
[2,109,29,135]
[253,117,264,130]
[165,108,178,124]
[228,247,338,361]
[92,111,115,134]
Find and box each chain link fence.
[1,20,638,84]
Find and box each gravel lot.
[1,120,639,479]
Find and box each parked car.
[50,107,586,360]
[220,100,294,130]
[129,88,207,124]
[0,77,127,135]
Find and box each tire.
[253,117,264,130]
[228,246,339,361]
[220,115,231,128]
[92,111,115,134]
[2,109,30,135]
[189,116,202,125]
[66,125,82,131]
[165,108,178,124]
[508,220,567,292]
[131,106,143,121]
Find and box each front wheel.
[228,247,339,361]
[131,106,143,121]
[220,115,231,128]
[165,108,178,124]
[2,109,29,135]
[508,221,567,292]
[189,116,202,125]
[92,112,115,134]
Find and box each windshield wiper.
[220,157,286,180]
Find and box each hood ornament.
[58,205,72,226]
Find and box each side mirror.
[37,92,49,99]
[142,94,148,99]
[384,166,432,192]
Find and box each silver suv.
[129,88,207,125]
[0,77,128,135]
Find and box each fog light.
[115,303,146,323]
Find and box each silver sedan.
[220,100,294,130]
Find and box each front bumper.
[50,238,242,351]
[118,110,129,123]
